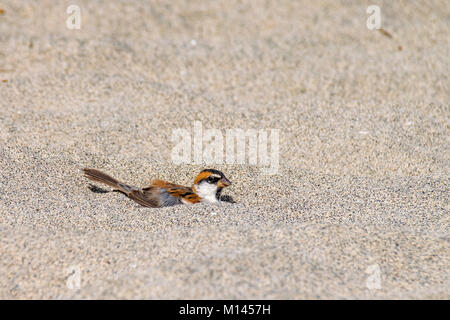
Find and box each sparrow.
[82,168,233,208]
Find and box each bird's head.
[192,169,231,202]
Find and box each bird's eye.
[206,177,214,183]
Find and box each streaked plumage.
[82,168,233,208]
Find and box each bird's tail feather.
[82,168,133,194]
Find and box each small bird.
[82,168,233,208]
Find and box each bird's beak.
[217,178,231,188]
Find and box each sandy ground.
[0,0,449,299]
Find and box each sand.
[0,0,448,299]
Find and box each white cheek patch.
[195,182,219,203]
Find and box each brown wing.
[128,186,162,208]
[127,180,201,208]
[150,180,201,205]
